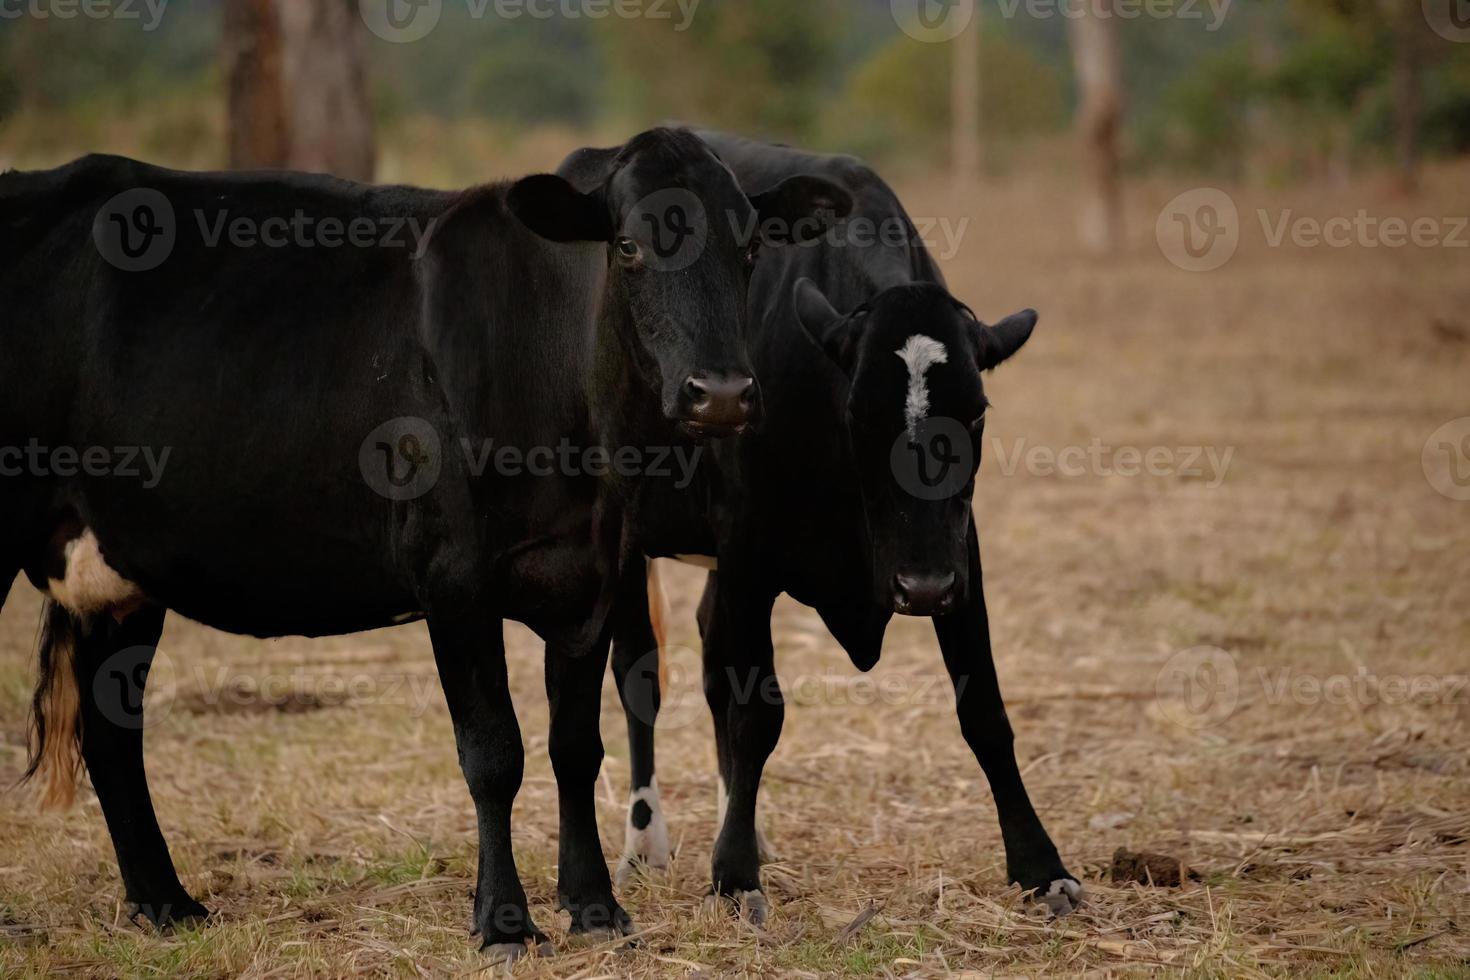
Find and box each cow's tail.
[646,559,671,698]
[22,600,84,809]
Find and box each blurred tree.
[599,0,842,138]
[224,0,375,180]
[1068,0,1124,253]
[1136,44,1257,179]
[845,28,1064,165]
[464,23,601,127]
[953,12,980,184]
[1288,0,1427,191]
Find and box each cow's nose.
[677,374,757,433]
[892,572,958,616]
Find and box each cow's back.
[0,157,602,636]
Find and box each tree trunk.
[1068,0,1124,254]
[951,12,980,186]
[1389,5,1423,195]
[224,0,375,181]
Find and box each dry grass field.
[1,141,1467,977]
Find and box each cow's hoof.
[738,889,770,926]
[483,939,553,963]
[567,903,635,940]
[1031,877,1085,918]
[702,889,770,927]
[127,898,210,931]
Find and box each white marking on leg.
[674,553,718,571]
[1040,877,1085,918]
[894,334,949,436]
[615,777,670,887]
[47,530,145,619]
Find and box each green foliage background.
[1,0,1467,178]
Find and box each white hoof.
[1038,878,1086,918]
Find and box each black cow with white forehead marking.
[605,131,1080,924]
[794,280,1036,614]
[0,128,849,962]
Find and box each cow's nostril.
[683,377,713,408]
[893,572,958,615]
[679,374,756,430]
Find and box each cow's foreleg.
[546,640,633,938]
[76,606,209,929]
[933,523,1082,916]
[705,581,778,925]
[611,556,670,886]
[428,611,545,959]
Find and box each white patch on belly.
[895,334,949,436]
[674,554,718,571]
[615,777,671,887]
[46,530,146,619]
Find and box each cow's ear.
[507,174,613,244]
[793,278,860,374]
[750,176,853,246]
[973,309,1038,371]
[556,145,622,194]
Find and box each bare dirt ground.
[1,151,1467,977]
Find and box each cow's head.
[794,280,1036,616]
[509,128,851,439]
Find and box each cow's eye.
[616,237,641,262]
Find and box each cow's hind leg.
[698,573,777,867]
[74,605,209,928]
[611,556,670,886]
[547,640,633,938]
[934,523,1081,916]
[427,609,545,960]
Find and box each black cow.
[599,132,1082,921]
[0,128,848,960]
